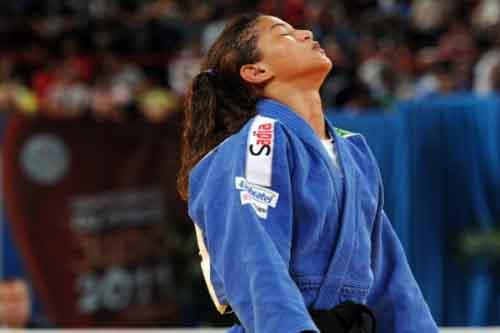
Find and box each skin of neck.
[263,75,329,140]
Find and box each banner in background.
[2,114,200,327]
[329,94,500,326]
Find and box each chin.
[313,56,333,77]
[311,60,333,87]
[320,52,333,68]
[321,57,333,72]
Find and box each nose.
[299,29,314,41]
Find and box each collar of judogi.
[256,98,338,145]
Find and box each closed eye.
[280,30,295,37]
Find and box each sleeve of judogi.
[188,117,318,333]
[367,182,439,333]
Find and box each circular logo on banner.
[20,133,70,185]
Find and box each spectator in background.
[259,0,305,27]
[488,61,500,94]
[471,0,500,33]
[410,0,452,45]
[90,76,120,121]
[5,0,500,117]
[414,53,456,98]
[0,58,38,116]
[0,279,30,328]
[44,58,91,118]
[168,40,202,97]
[332,79,381,113]
[474,46,500,95]
[437,22,478,92]
[138,78,179,123]
[473,0,500,96]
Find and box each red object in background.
[259,0,305,27]
[31,69,57,100]
[67,55,95,82]
[31,54,94,100]
[2,113,191,327]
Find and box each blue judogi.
[188,98,438,333]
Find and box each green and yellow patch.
[334,127,356,138]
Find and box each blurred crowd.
[3,0,500,327]
[315,0,500,111]
[2,0,500,118]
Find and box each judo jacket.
[188,98,439,333]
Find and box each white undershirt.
[321,137,340,170]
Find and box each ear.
[240,63,274,85]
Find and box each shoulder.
[189,115,291,186]
[187,115,292,220]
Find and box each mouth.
[312,42,325,54]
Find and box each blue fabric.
[1,113,26,278]
[1,214,25,278]
[0,114,47,327]
[0,113,23,279]
[188,98,437,333]
[327,93,500,326]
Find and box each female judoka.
[178,12,438,333]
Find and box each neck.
[264,83,328,139]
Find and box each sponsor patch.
[245,116,276,187]
[334,127,358,138]
[235,177,279,219]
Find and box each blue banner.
[328,94,500,326]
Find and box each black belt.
[309,301,376,333]
[231,301,376,332]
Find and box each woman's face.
[254,15,332,82]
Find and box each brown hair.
[177,12,263,201]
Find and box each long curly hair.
[177,13,263,201]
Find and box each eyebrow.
[270,23,289,31]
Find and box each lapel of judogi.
[257,99,358,309]
[313,118,359,309]
[256,99,338,176]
